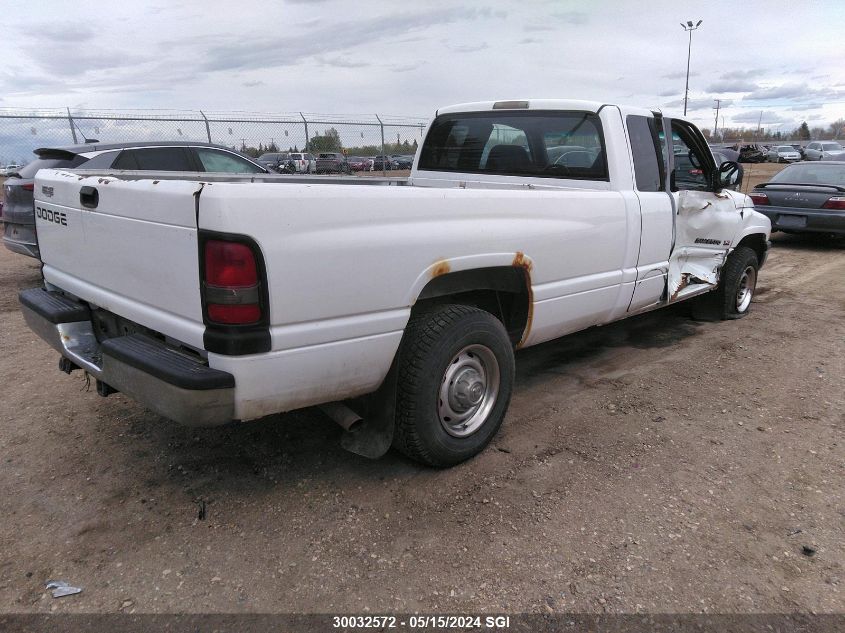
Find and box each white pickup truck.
[21,99,770,467]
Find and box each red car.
[347,156,367,171]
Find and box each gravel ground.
[0,227,842,615]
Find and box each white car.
[21,98,771,467]
[3,164,22,176]
[289,152,315,173]
[766,145,802,163]
[804,141,845,161]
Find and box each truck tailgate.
[34,170,206,349]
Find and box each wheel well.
[413,267,531,346]
[736,233,767,265]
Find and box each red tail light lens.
[207,303,262,324]
[22,183,34,191]
[203,240,262,325]
[205,241,257,287]
[822,196,845,211]
[749,192,769,205]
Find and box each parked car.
[790,144,806,159]
[766,145,802,163]
[21,99,769,468]
[4,142,267,259]
[255,152,291,172]
[391,155,414,169]
[750,161,845,236]
[735,144,767,163]
[803,141,845,161]
[347,156,368,171]
[372,155,393,170]
[3,164,22,176]
[289,152,315,173]
[315,152,351,174]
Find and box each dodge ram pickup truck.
[20,99,771,467]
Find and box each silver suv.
[804,141,845,161]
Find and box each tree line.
[708,119,845,143]
[235,127,419,158]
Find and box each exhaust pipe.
[319,402,363,432]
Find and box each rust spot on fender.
[431,259,451,277]
[512,251,533,273]
[516,269,534,350]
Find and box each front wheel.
[393,304,515,467]
[691,246,759,321]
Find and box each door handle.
[79,186,99,209]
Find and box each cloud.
[719,69,764,80]
[663,97,726,111]
[519,37,541,45]
[662,71,699,80]
[242,80,264,87]
[551,11,589,24]
[658,89,678,97]
[523,23,554,32]
[193,8,492,73]
[743,83,810,100]
[390,63,422,73]
[706,80,760,93]
[731,110,793,124]
[448,43,489,53]
[314,56,371,69]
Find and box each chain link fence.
[0,108,429,167]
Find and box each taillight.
[690,169,703,176]
[22,183,34,191]
[822,196,845,211]
[750,192,769,205]
[203,240,263,325]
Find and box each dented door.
[665,120,741,301]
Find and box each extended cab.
[20,99,770,467]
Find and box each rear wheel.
[691,246,759,321]
[393,305,515,467]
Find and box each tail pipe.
[319,402,363,432]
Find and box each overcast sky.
[1,0,844,135]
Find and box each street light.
[680,19,703,116]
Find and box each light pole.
[680,19,702,116]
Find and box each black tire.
[691,246,759,321]
[393,304,515,467]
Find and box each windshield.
[777,146,794,152]
[822,143,843,151]
[770,163,845,187]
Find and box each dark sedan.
[750,161,845,236]
[315,152,351,174]
[3,142,267,258]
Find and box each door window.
[113,147,195,171]
[670,124,711,191]
[195,148,265,173]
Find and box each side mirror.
[715,160,742,191]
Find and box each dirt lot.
[0,221,843,615]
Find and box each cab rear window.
[417,110,608,181]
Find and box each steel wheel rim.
[736,266,756,312]
[438,344,500,438]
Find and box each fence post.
[67,107,78,144]
[200,111,212,143]
[300,113,309,154]
[376,114,386,176]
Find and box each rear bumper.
[3,222,40,258]
[757,206,845,235]
[19,287,235,426]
